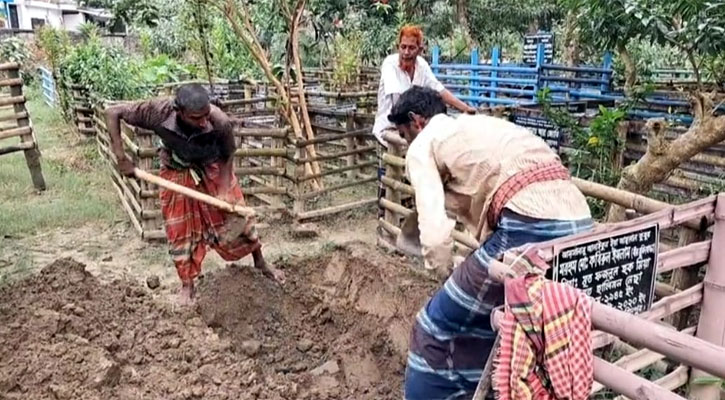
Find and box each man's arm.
[406,145,456,273]
[105,100,168,176]
[216,115,238,202]
[440,89,477,114]
[419,60,476,114]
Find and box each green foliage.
[612,39,687,83]
[208,16,260,79]
[140,54,194,85]
[36,27,71,72]
[60,37,149,100]
[78,22,102,41]
[0,38,33,81]
[537,87,634,217]
[330,32,363,88]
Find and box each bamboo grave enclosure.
[474,193,725,400]
[379,126,725,397]
[507,96,725,202]
[89,76,380,241]
[0,62,46,191]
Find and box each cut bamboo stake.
[689,193,725,400]
[133,168,255,218]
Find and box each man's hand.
[463,105,477,115]
[117,155,136,177]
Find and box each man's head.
[174,83,211,131]
[398,25,424,65]
[388,86,446,143]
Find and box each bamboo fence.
[90,81,379,240]
[0,62,45,191]
[379,131,724,397]
[472,194,725,400]
[70,84,96,137]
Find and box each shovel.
[133,168,258,241]
[395,211,424,257]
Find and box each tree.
[559,0,649,92]
[604,0,725,227]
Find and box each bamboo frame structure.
[0,62,46,190]
[86,77,379,241]
[466,194,725,400]
[378,122,725,398]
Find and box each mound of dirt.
[0,257,251,400]
[0,245,438,400]
[196,244,437,399]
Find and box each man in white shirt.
[374,25,475,218]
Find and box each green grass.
[0,85,121,237]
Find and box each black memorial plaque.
[523,32,555,65]
[551,224,659,314]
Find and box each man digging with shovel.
[388,86,593,399]
[106,83,285,305]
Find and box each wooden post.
[345,112,355,179]
[8,67,46,191]
[688,193,725,400]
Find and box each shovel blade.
[395,212,423,257]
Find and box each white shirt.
[372,54,445,146]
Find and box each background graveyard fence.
[91,82,379,241]
[0,62,45,191]
[507,100,725,202]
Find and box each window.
[31,18,46,30]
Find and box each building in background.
[0,0,117,32]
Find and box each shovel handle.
[133,168,256,218]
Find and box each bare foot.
[263,265,286,285]
[177,282,196,306]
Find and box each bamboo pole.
[133,168,255,218]
[296,197,377,220]
[0,111,27,123]
[689,193,725,400]
[0,126,31,140]
[300,177,376,200]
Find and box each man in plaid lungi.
[387,86,593,399]
[106,84,284,305]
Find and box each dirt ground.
[0,230,437,399]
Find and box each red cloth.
[494,250,593,400]
[159,163,261,284]
[487,162,571,228]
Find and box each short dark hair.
[175,83,210,112]
[387,86,446,125]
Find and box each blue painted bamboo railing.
[39,67,57,108]
[430,44,721,124]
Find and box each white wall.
[62,12,84,31]
[17,3,64,30]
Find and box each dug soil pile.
[0,244,437,399]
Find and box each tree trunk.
[455,0,475,49]
[617,43,637,94]
[563,10,579,67]
[606,94,725,222]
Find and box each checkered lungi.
[159,162,261,284]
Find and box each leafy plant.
[140,54,194,84]
[78,22,102,41]
[0,38,33,81]
[330,32,362,89]
[60,37,149,100]
[537,87,633,217]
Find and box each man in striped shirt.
[387,86,593,399]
